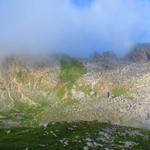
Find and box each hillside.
[1,53,150,149]
[0,121,150,150]
[0,54,150,128]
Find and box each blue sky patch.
[71,0,94,8]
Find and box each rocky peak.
[128,43,150,63]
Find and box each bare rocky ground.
[76,61,150,129]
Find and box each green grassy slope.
[0,121,150,150]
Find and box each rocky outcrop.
[127,43,150,63]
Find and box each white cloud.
[0,0,150,57]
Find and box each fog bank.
[0,0,150,57]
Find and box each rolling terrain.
[1,47,150,149]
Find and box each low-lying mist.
[0,0,150,59]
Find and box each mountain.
[127,43,150,63]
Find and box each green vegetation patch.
[112,87,126,97]
[59,56,87,84]
[62,99,80,107]
[126,95,134,100]
[57,88,66,99]
[78,85,92,95]
[0,121,150,150]
[0,101,47,127]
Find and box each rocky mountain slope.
[1,51,150,149]
[0,51,150,129]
